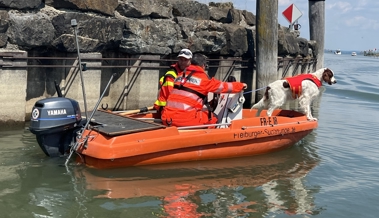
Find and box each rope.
[243,86,267,95]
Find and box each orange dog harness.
[285,74,322,99]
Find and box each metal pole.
[65,73,116,166]
[71,19,88,119]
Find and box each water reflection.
[69,140,321,217]
[0,128,27,199]
[0,135,318,218]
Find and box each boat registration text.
[260,117,278,126]
[234,127,296,139]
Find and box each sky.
[198,0,379,52]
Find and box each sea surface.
[0,52,378,218]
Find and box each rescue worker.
[153,48,192,117]
[161,53,247,127]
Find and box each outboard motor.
[29,97,85,157]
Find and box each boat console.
[213,92,245,128]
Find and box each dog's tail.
[250,87,270,116]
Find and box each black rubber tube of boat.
[65,73,116,166]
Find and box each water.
[1,53,379,217]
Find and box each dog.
[250,68,337,121]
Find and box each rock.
[169,0,210,20]
[209,2,234,10]
[52,12,124,50]
[242,10,255,26]
[0,10,9,46]
[116,0,172,18]
[209,6,232,23]
[0,10,9,33]
[278,31,297,56]
[175,17,226,54]
[221,24,248,56]
[120,18,179,54]
[52,34,104,52]
[45,0,118,16]
[0,33,7,47]
[0,0,313,58]
[7,12,55,49]
[0,0,42,9]
[229,9,243,25]
[296,37,310,57]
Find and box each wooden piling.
[255,0,278,102]
[309,0,325,69]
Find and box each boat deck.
[90,110,165,136]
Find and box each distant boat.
[351,52,357,56]
[334,49,341,55]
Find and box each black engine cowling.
[29,97,84,157]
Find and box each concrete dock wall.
[0,51,28,124]
[0,51,316,123]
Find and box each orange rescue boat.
[75,109,316,169]
[29,93,317,169]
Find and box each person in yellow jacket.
[153,49,192,117]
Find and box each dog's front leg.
[266,104,277,117]
[306,106,317,121]
[299,98,317,121]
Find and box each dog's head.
[322,68,337,85]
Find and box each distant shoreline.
[324,49,379,56]
[363,51,379,57]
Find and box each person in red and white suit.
[161,53,247,127]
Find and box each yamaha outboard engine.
[29,97,85,157]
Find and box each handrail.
[1,54,315,63]
[0,55,247,62]
[0,55,315,69]
[0,64,248,69]
[0,55,250,69]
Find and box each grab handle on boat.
[65,73,116,166]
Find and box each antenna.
[71,19,88,119]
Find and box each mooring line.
[243,86,267,95]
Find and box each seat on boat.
[90,110,166,136]
[213,92,245,128]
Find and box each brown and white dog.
[250,68,337,121]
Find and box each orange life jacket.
[161,65,245,127]
[285,74,321,99]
